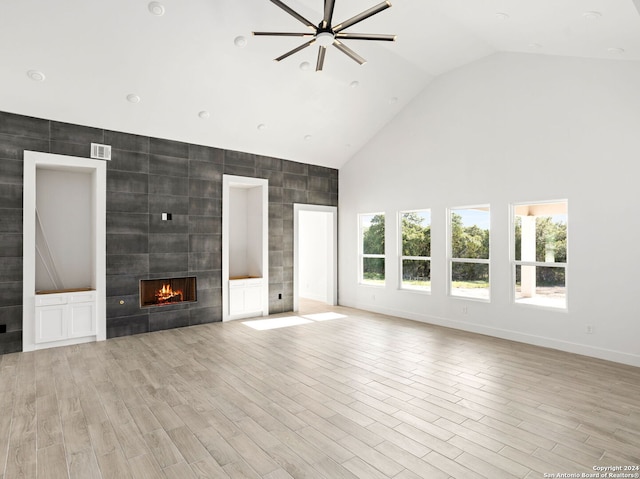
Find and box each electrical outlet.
[462,306,468,314]
[278,293,282,300]
[586,325,594,334]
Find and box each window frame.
[398,209,431,292]
[511,199,568,310]
[358,212,386,287]
[447,204,491,301]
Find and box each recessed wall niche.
[22,151,107,351]
[222,175,269,321]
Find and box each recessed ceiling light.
[529,42,543,49]
[608,47,625,55]
[389,96,398,104]
[234,36,247,48]
[198,110,210,119]
[257,123,266,130]
[583,11,602,20]
[350,81,360,88]
[299,61,311,71]
[148,2,165,16]
[27,70,46,82]
[126,94,141,103]
[495,12,510,21]
[304,134,312,141]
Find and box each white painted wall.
[246,186,263,278]
[339,52,640,366]
[229,187,248,278]
[299,211,331,302]
[36,168,92,290]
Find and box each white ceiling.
[1,0,639,169]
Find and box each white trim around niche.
[222,175,269,321]
[22,151,107,351]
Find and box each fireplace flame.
[155,283,183,304]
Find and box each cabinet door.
[69,302,95,337]
[35,305,67,343]
[244,286,262,312]
[229,287,246,315]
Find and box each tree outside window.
[360,213,385,285]
[400,210,431,291]
[449,206,490,300]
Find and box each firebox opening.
[140,277,197,307]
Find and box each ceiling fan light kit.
[253,0,396,71]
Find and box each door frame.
[293,204,338,311]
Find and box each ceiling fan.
[253,0,396,71]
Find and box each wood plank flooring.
[1,301,639,478]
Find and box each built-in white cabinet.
[35,290,96,344]
[222,175,269,321]
[229,278,263,316]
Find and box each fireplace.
[140,277,197,307]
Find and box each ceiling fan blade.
[275,39,316,62]
[323,0,336,28]
[316,46,327,71]
[269,0,316,29]
[253,31,314,37]
[333,40,366,65]
[334,1,391,33]
[335,33,396,41]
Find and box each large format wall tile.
[0,110,338,354]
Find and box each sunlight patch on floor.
[302,312,348,321]
[243,316,313,330]
[243,311,348,330]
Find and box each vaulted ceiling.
[2,0,640,169]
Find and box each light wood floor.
[1,301,639,479]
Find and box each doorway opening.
[293,204,338,312]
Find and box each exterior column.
[521,215,536,298]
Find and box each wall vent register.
[90,143,111,160]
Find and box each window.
[449,206,490,300]
[359,213,385,285]
[513,201,567,309]
[400,210,431,291]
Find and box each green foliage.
[401,212,431,257]
[451,213,489,260]
[450,213,489,282]
[362,214,385,255]
[362,215,385,279]
[451,261,489,283]
[401,212,431,283]
[363,257,385,279]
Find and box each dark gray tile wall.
[0,111,338,354]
